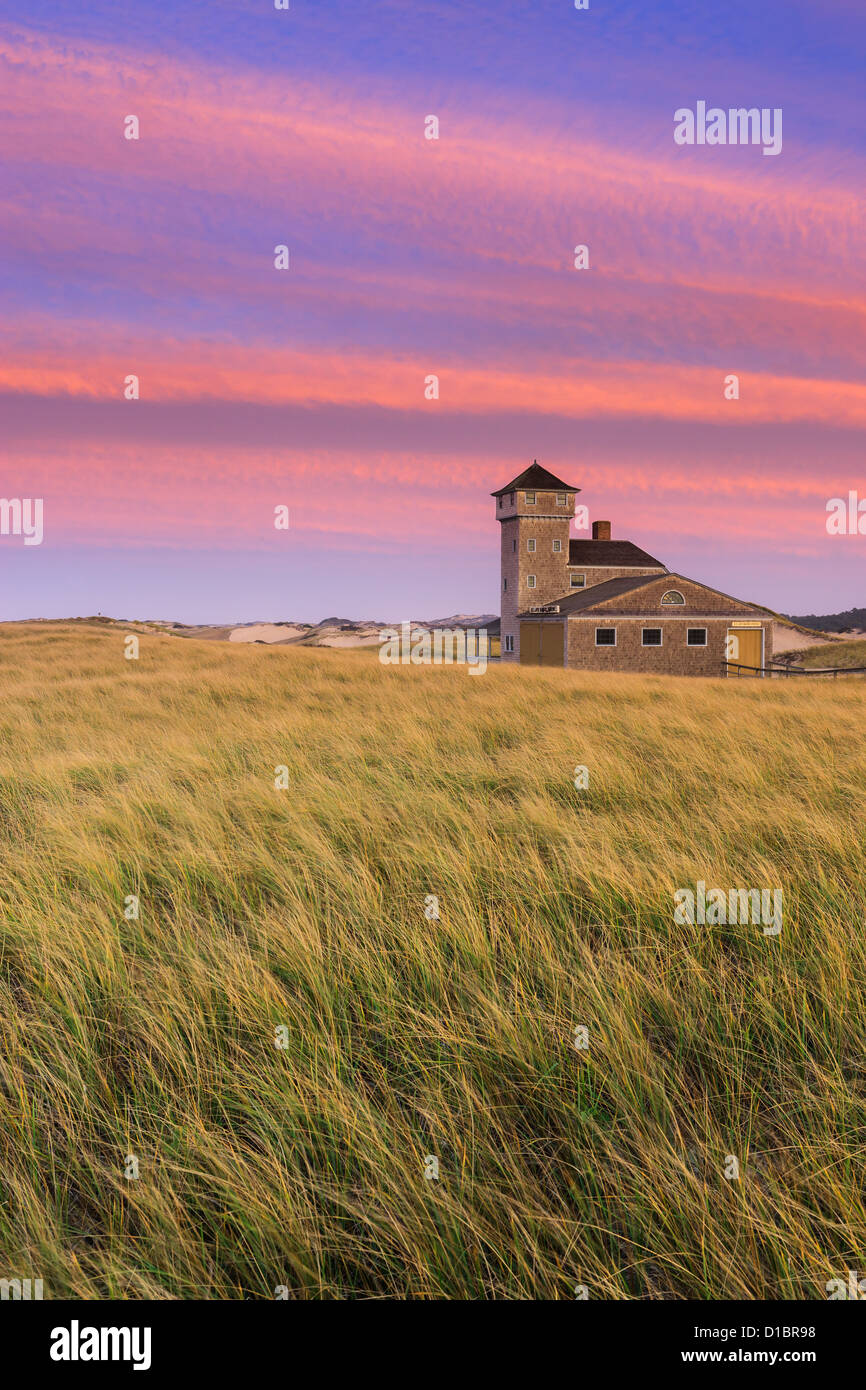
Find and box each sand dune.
[228,624,308,644]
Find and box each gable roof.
[568,539,665,569]
[491,462,581,497]
[521,574,661,617]
[517,572,766,619]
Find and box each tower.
[491,462,581,661]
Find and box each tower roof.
[491,462,581,498]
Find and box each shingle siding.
[566,617,773,675]
[569,563,666,591]
[590,575,758,617]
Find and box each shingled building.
[492,462,772,675]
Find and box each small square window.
[504,634,514,653]
[527,538,536,553]
[642,628,662,646]
[525,491,536,505]
[556,493,567,506]
[553,539,562,553]
[595,628,616,646]
[687,628,707,646]
[527,575,536,589]
[570,574,586,589]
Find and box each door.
[520,622,541,664]
[520,621,564,666]
[540,623,564,667]
[726,626,763,676]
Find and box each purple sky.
[1,0,864,620]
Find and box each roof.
[491,462,581,498]
[519,574,661,617]
[568,539,665,569]
[517,572,767,619]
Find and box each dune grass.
[0,621,864,1299]
[789,639,866,670]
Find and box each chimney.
[592,520,611,540]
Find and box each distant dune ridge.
[24,613,501,647]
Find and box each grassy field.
[788,639,866,670]
[0,622,864,1300]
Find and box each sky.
[1,0,864,622]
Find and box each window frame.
[527,574,537,589]
[687,628,708,647]
[660,590,686,606]
[556,492,567,506]
[504,634,514,653]
[552,538,562,553]
[525,490,536,505]
[570,573,586,589]
[595,627,617,647]
[642,627,663,647]
[527,538,536,553]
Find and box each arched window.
[660,590,685,606]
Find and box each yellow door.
[540,623,564,667]
[520,622,541,664]
[727,627,763,676]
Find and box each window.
[687,628,707,646]
[504,634,514,653]
[553,539,562,553]
[595,628,616,646]
[661,590,685,606]
[642,628,663,646]
[503,577,507,591]
[509,491,515,507]
[527,575,536,589]
[512,539,517,552]
[556,493,567,506]
[525,490,536,505]
[570,574,586,589]
[527,538,536,553]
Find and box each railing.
[721,661,866,678]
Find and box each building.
[493,462,773,675]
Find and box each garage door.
[541,624,564,666]
[520,621,564,667]
[519,622,541,665]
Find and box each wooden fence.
[721,661,866,678]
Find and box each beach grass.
[0,621,863,1299]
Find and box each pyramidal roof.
[491,461,581,498]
